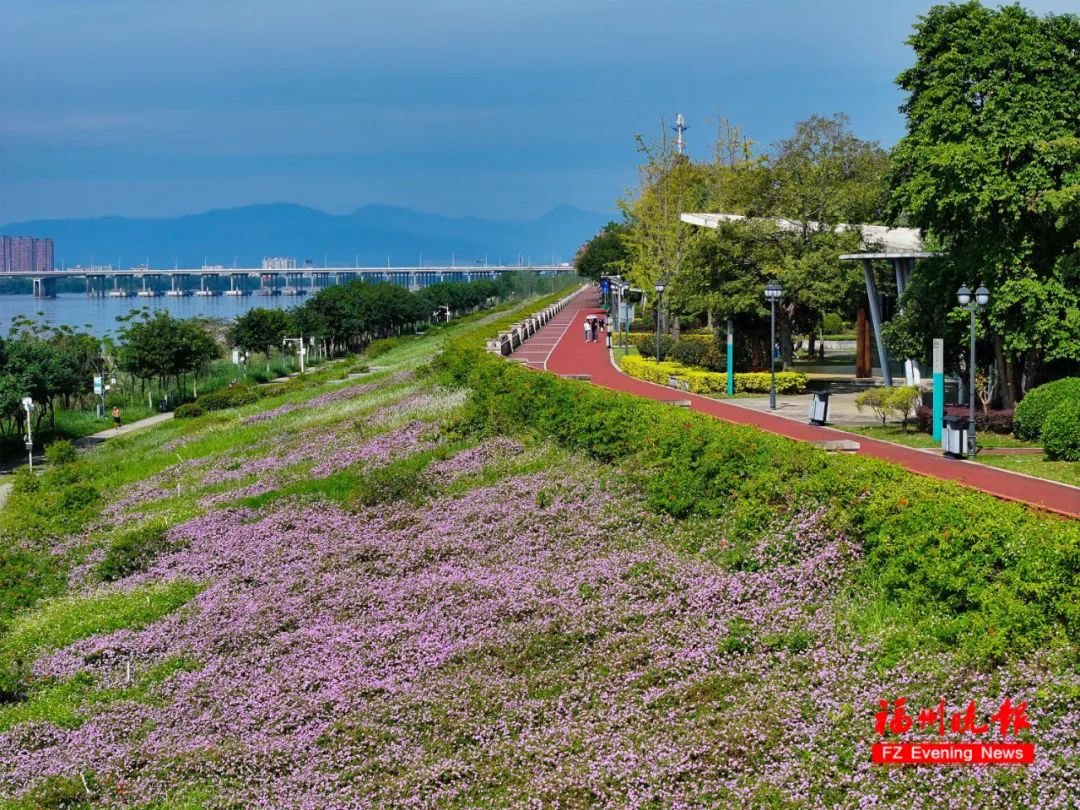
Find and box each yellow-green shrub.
[619,355,807,395]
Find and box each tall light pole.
[22,397,33,471]
[654,278,666,363]
[957,283,990,456]
[764,281,784,410]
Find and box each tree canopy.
[886,1,1080,403]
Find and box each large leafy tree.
[574,222,629,281]
[887,2,1080,405]
[118,311,219,400]
[760,114,888,365]
[672,114,886,364]
[227,308,295,370]
[618,126,715,335]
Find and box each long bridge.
[0,264,573,298]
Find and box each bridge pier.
[32,277,56,299]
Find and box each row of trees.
[0,272,559,433]
[0,325,98,435]
[577,2,1080,404]
[228,275,535,361]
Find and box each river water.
[0,294,295,337]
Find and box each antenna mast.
[672,113,688,155]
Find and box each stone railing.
[484,287,585,357]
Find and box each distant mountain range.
[0,203,613,269]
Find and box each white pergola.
[680,212,936,386]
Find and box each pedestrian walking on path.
[584,319,593,343]
[112,406,122,432]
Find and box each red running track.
[512,287,1080,520]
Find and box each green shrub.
[10,467,39,495]
[195,386,261,412]
[855,387,890,426]
[1042,399,1080,462]
[619,355,807,395]
[0,547,62,634]
[1013,377,1080,440]
[667,338,707,367]
[822,312,844,334]
[888,386,921,431]
[44,440,77,466]
[174,402,204,419]
[363,337,400,359]
[97,522,176,582]
[667,338,722,370]
[349,453,436,507]
[633,333,674,360]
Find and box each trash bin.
[942,415,967,458]
[807,391,830,426]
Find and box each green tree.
[887,2,1080,405]
[574,222,629,281]
[227,308,295,371]
[172,319,220,397]
[618,124,715,337]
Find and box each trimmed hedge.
[620,355,808,395]
[915,405,1015,435]
[632,334,675,360]
[1042,399,1080,462]
[436,306,1080,666]
[1014,377,1080,440]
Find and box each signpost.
[94,375,105,418]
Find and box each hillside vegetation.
[0,289,1073,807]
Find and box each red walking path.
[512,287,1080,519]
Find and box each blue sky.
[1,0,1073,223]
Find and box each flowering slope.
[0,371,1073,808]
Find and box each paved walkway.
[512,287,1080,519]
[0,411,174,509]
[75,412,175,447]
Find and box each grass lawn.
[838,424,1080,488]
[978,454,1080,488]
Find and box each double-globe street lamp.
[764,281,784,410]
[654,278,667,363]
[957,283,990,456]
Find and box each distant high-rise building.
[0,236,54,272]
[262,257,297,269]
[32,238,53,272]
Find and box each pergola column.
[893,257,921,385]
[862,258,892,388]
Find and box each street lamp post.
[654,278,666,363]
[957,283,990,456]
[764,281,784,410]
[21,397,33,471]
[282,336,307,373]
[621,283,630,352]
